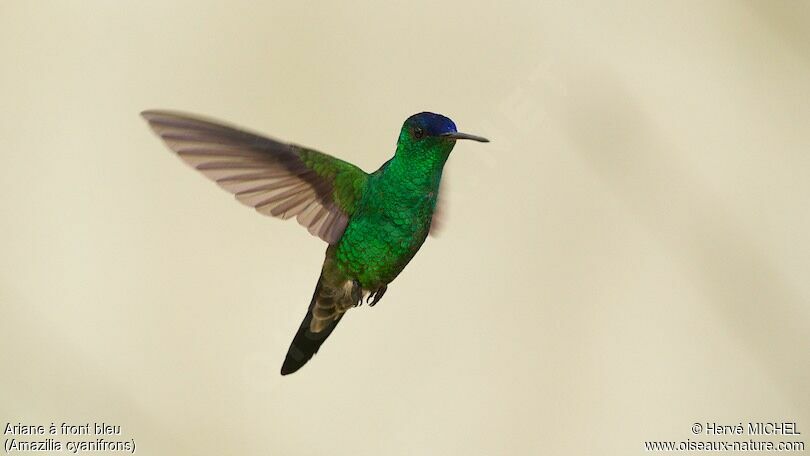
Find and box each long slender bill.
[441,132,490,143]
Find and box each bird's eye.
[413,127,425,139]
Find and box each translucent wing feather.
[429,172,448,238]
[142,110,367,244]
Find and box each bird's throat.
[383,145,449,195]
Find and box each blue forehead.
[406,112,457,136]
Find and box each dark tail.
[280,278,343,375]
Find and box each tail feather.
[280,278,344,375]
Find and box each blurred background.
[1,1,808,454]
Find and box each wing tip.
[140,109,166,122]
[140,109,197,123]
[140,109,179,130]
[139,109,271,139]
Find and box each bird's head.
[396,112,488,160]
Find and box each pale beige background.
[1,1,808,455]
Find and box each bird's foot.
[367,285,387,307]
[351,280,363,307]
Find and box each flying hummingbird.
[142,110,488,375]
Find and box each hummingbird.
[142,110,488,375]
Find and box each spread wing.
[142,110,368,244]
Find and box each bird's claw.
[368,286,387,307]
[352,280,363,307]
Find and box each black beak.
[441,132,490,143]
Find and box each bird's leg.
[351,279,363,307]
[368,285,387,307]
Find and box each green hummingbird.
[142,110,488,375]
